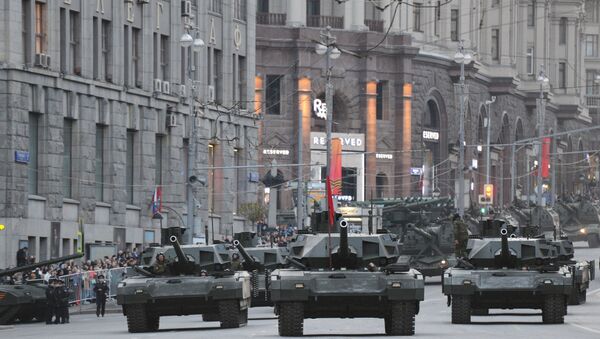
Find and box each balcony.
[587,94,600,108]
[257,12,287,26]
[307,15,344,29]
[365,19,384,32]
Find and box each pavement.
[68,299,121,315]
[2,242,599,338]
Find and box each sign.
[248,172,259,183]
[376,153,393,160]
[410,167,423,176]
[422,130,440,142]
[335,195,354,202]
[313,99,327,119]
[310,132,365,152]
[481,184,493,205]
[14,151,30,164]
[262,149,290,156]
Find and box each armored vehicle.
[233,232,288,307]
[117,236,251,332]
[442,220,573,324]
[270,212,424,336]
[547,238,595,305]
[0,253,83,324]
[554,200,600,248]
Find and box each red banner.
[542,137,550,178]
[329,138,342,195]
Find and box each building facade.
[255,0,599,225]
[0,0,258,267]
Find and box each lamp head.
[180,33,193,48]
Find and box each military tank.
[547,238,595,305]
[233,232,288,307]
[270,212,424,336]
[0,253,83,324]
[117,236,251,332]
[554,200,600,248]
[442,219,573,324]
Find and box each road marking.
[570,323,600,335]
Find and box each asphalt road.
[3,242,600,339]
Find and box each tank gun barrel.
[338,219,349,258]
[233,240,260,270]
[407,224,435,241]
[169,235,189,264]
[286,257,307,270]
[496,227,515,268]
[0,253,84,277]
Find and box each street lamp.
[484,96,496,190]
[180,30,205,244]
[454,41,473,217]
[536,66,549,210]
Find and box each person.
[453,213,469,259]
[54,279,70,324]
[16,247,28,267]
[45,278,57,324]
[152,253,168,275]
[230,253,242,271]
[93,275,109,317]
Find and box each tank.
[0,253,84,324]
[270,212,424,336]
[232,232,288,307]
[117,236,251,333]
[442,219,573,324]
[547,238,595,305]
[555,200,600,248]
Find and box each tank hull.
[0,284,48,324]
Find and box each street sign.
[410,167,423,176]
[14,150,30,164]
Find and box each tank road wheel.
[451,295,471,324]
[568,285,582,305]
[278,302,304,337]
[542,294,565,324]
[386,302,416,336]
[147,314,160,331]
[219,300,242,328]
[126,305,152,333]
[587,234,600,248]
[202,313,220,322]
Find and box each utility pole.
[297,80,304,229]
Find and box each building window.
[491,29,499,61]
[586,70,599,95]
[586,0,598,22]
[209,0,223,14]
[307,0,320,16]
[257,0,269,13]
[585,34,598,57]
[155,135,163,186]
[28,113,39,195]
[238,56,247,109]
[93,18,99,78]
[22,0,31,64]
[527,1,535,27]
[95,125,105,201]
[413,3,422,32]
[450,9,459,41]
[214,49,223,104]
[124,26,130,86]
[208,144,215,212]
[492,0,500,7]
[161,35,170,81]
[35,1,46,54]
[70,11,81,75]
[376,81,385,120]
[63,119,74,198]
[102,20,112,82]
[126,130,135,205]
[153,33,158,80]
[434,1,441,36]
[132,28,141,87]
[234,0,247,21]
[526,47,534,75]
[265,75,281,115]
[558,62,566,89]
[559,17,567,45]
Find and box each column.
[298,77,312,183]
[286,0,306,27]
[344,0,367,31]
[400,83,413,196]
[500,2,511,65]
[365,81,377,196]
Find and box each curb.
[0,325,15,330]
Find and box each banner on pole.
[329,138,342,195]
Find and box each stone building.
[0,0,258,267]
[255,0,598,225]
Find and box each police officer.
[45,278,57,324]
[54,280,70,324]
[93,274,109,317]
[152,253,168,275]
[453,213,469,259]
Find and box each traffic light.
[483,184,494,204]
[480,207,487,215]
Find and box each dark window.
[265,75,281,115]
[528,1,535,27]
[35,2,46,54]
[69,11,81,74]
[28,113,39,195]
[209,0,223,14]
[451,9,459,41]
[22,0,31,64]
[161,35,170,81]
[586,34,598,57]
[559,17,567,45]
[586,69,599,95]
[153,33,158,80]
[413,3,422,32]
[214,49,222,104]
[93,17,99,78]
[63,119,74,198]
[102,20,112,81]
[307,0,320,16]
[239,56,247,109]
[155,135,163,186]
[124,26,129,85]
[376,82,385,120]
[234,0,247,21]
[59,8,66,71]
[257,0,269,13]
[126,130,135,204]
[559,62,566,89]
[434,1,441,36]
[491,29,499,61]
[132,28,141,86]
[341,167,357,199]
[95,125,105,201]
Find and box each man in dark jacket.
[54,280,70,324]
[93,275,109,317]
[45,278,56,324]
[16,247,28,267]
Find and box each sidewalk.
[69,299,121,315]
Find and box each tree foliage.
[238,202,267,224]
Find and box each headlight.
[134,289,144,294]
[564,273,572,278]
[215,285,224,289]
[440,260,447,265]
[391,281,402,288]
[543,279,553,285]
[580,228,587,234]
[462,280,472,285]
[294,283,304,289]
[443,273,451,278]
[118,282,126,288]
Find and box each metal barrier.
[59,267,129,304]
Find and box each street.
[2,242,600,339]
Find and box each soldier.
[152,253,169,275]
[54,279,70,324]
[453,213,469,259]
[45,278,57,324]
[230,253,242,271]
[94,274,109,317]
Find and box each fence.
[59,267,130,305]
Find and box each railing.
[586,94,600,108]
[59,267,131,304]
[365,19,384,32]
[257,12,287,26]
[307,15,344,29]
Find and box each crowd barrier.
[59,267,131,304]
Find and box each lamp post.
[484,96,496,187]
[180,30,205,244]
[314,26,341,222]
[536,66,549,211]
[454,41,473,217]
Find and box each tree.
[238,202,267,225]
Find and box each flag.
[152,186,163,215]
[542,137,550,178]
[329,138,342,195]
[326,176,335,227]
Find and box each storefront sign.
[376,153,393,160]
[410,167,423,176]
[313,99,327,119]
[14,151,30,164]
[311,132,365,152]
[422,130,440,142]
[262,149,290,156]
[335,195,354,201]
